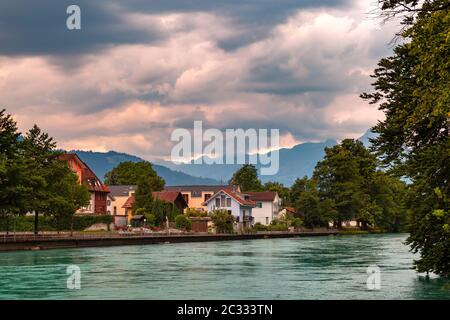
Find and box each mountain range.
[73,150,221,186]
[73,130,375,187]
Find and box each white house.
[202,188,256,228]
[246,192,281,225]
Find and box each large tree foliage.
[263,181,290,205]
[288,140,408,230]
[229,164,263,192]
[104,161,165,190]
[313,140,379,228]
[362,5,449,275]
[132,178,154,213]
[0,109,90,233]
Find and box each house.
[246,192,281,225]
[108,185,137,227]
[108,185,137,216]
[152,191,188,212]
[165,185,239,212]
[278,207,301,220]
[122,191,188,223]
[202,188,256,228]
[59,153,110,215]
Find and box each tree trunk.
[34,211,39,235]
[6,213,9,235]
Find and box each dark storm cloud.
[0,0,350,57]
[0,0,162,56]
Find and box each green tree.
[362,4,449,275]
[229,164,263,192]
[104,161,165,190]
[264,181,290,205]
[313,139,377,227]
[44,162,91,232]
[290,177,309,207]
[295,178,328,227]
[132,178,154,212]
[20,125,57,233]
[0,109,26,232]
[1,111,91,233]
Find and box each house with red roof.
[122,191,187,223]
[202,188,256,227]
[59,153,110,215]
[246,191,281,225]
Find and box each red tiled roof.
[152,191,181,203]
[203,188,256,207]
[122,191,187,209]
[122,195,135,209]
[284,207,297,214]
[246,191,277,202]
[59,153,110,193]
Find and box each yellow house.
[164,185,240,212]
[108,185,137,227]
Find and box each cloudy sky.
[0,0,398,161]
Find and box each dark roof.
[152,191,186,205]
[246,192,278,202]
[122,191,188,209]
[131,215,145,221]
[108,185,137,197]
[165,185,235,193]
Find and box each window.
[215,198,220,207]
[204,193,212,201]
[107,200,111,206]
[220,195,226,207]
[227,210,232,215]
[192,191,201,198]
[266,217,269,225]
[226,197,231,207]
[114,206,117,215]
[257,202,262,208]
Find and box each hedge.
[0,215,114,232]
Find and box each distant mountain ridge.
[157,139,337,186]
[71,129,375,187]
[72,150,221,186]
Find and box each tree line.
[230,139,408,233]
[0,109,90,234]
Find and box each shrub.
[185,208,208,217]
[0,215,113,232]
[253,223,269,231]
[267,219,289,231]
[175,214,192,231]
[291,217,304,229]
[144,213,156,226]
[210,209,234,233]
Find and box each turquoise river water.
[0,233,449,299]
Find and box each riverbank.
[0,229,338,252]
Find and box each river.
[0,233,449,299]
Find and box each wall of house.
[180,191,215,211]
[206,193,240,217]
[251,201,274,225]
[111,196,131,216]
